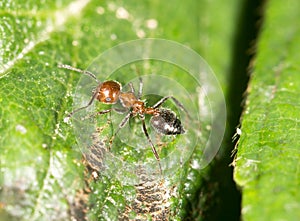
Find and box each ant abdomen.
[150,108,185,135]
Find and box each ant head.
[97,80,121,104]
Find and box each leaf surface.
[234,1,300,220]
[0,0,239,220]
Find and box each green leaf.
[234,1,300,220]
[0,0,240,220]
[0,1,89,220]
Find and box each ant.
[59,64,188,175]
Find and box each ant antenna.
[58,64,101,122]
[63,86,100,122]
[58,64,100,83]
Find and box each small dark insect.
[59,64,188,174]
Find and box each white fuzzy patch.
[16,124,27,134]
[164,124,175,132]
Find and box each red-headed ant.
[59,64,188,174]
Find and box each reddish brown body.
[96,81,121,104]
[98,81,160,117]
[59,64,187,175]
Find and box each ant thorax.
[119,92,137,108]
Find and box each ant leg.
[86,108,127,122]
[132,64,143,98]
[87,109,112,119]
[81,108,112,121]
[128,82,135,93]
[153,95,190,118]
[109,111,132,145]
[113,108,128,114]
[58,64,100,83]
[93,107,127,116]
[66,86,100,119]
[137,77,143,99]
[140,116,162,175]
[128,77,142,99]
[114,111,131,135]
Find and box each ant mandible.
[59,64,188,175]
